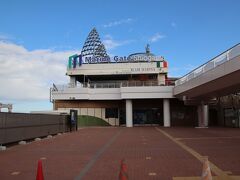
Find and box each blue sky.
[0,0,240,112]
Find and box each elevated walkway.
[174,44,240,101]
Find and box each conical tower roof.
[81,28,108,57]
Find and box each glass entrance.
[133,108,163,125]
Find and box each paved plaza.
[1,127,240,180]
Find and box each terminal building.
[51,28,240,128]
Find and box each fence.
[0,112,69,145]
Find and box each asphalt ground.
[0,127,240,180]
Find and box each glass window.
[105,108,118,118]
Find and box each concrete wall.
[67,62,168,76]
[121,86,173,99]
[53,86,174,100]
[58,107,119,126]
[0,112,69,144]
[55,100,122,109]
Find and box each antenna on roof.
[146,44,150,54]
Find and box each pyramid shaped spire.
[81,28,108,57]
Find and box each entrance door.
[133,110,147,124]
[209,109,218,126]
[119,109,126,125]
[133,108,163,125]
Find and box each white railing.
[52,80,175,92]
[175,43,240,86]
[53,82,87,92]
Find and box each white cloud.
[103,18,133,28]
[0,32,14,41]
[102,35,133,50]
[0,41,79,101]
[149,33,166,43]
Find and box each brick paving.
[0,127,240,180]
[163,127,240,176]
[84,127,201,180]
[0,128,119,180]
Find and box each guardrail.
[52,80,175,92]
[175,43,240,86]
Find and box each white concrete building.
[51,47,178,127]
[51,29,240,128]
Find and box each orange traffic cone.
[36,160,44,180]
[119,159,128,180]
[201,157,212,180]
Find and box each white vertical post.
[126,100,133,127]
[163,99,170,127]
[70,76,76,87]
[226,51,229,61]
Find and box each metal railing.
[90,81,161,88]
[53,80,175,92]
[175,43,240,86]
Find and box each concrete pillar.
[157,74,165,85]
[163,99,171,127]
[126,100,133,127]
[197,104,209,127]
[70,76,76,87]
[203,105,209,127]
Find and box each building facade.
[50,28,199,127]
